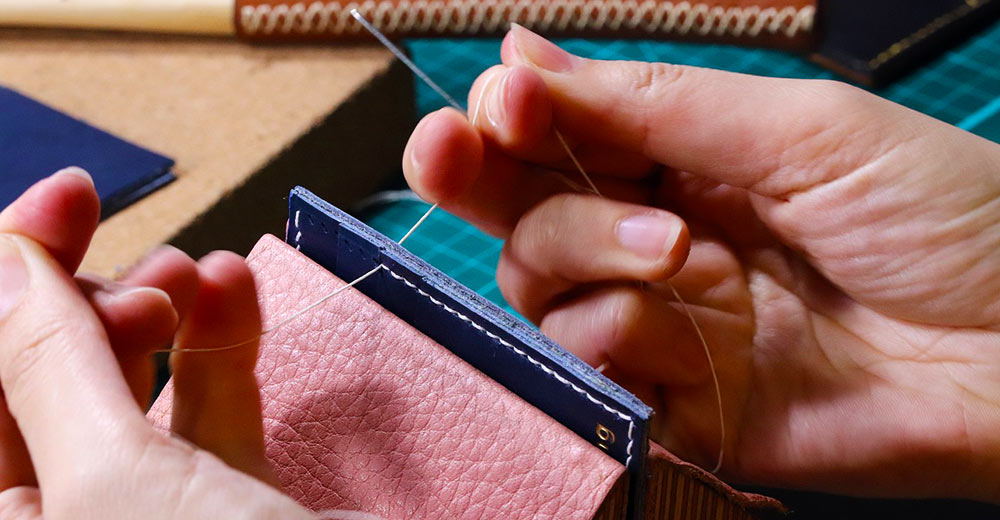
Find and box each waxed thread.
[152,203,437,355]
[551,127,726,475]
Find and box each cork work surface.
[0,29,410,277]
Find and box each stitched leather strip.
[233,0,817,48]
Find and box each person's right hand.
[403,26,1000,501]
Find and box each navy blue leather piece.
[288,186,653,518]
[815,0,1000,86]
[0,85,175,219]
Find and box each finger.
[540,283,750,468]
[0,235,147,488]
[467,64,655,178]
[403,108,569,237]
[169,251,275,484]
[0,167,100,273]
[496,194,689,322]
[76,275,178,406]
[0,486,41,520]
[121,245,201,320]
[0,169,104,492]
[540,284,711,387]
[502,25,907,198]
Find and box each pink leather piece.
[149,234,625,518]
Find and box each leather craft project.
[0,85,174,219]
[812,0,1000,86]
[234,0,817,49]
[149,187,784,519]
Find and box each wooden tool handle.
[234,0,816,48]
[0,0,235,35]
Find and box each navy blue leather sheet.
[816,0,1000,86]
[0,86,175,219]
[288,186,653,518]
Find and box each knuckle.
[622,63,685,156]
[2,316,94,402]
[629,62,686,104]
[601,288,647,351]
[515,193,581,260]
[811,79,869,115]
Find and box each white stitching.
[381,265,637,468]
[293,210,303,251]
[240,0,815,39]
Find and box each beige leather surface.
[0,28,411,277]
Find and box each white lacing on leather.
[240,0,815,38]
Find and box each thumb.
[0,235,145,489]
[501,24,919,198]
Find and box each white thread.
[555,129,600,195]
[154,202,433,355]
[381,265,636,468]
[241,1,815,39]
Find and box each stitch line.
[381,265,637,468]
[293,210,303,250]
[239,0,815,39]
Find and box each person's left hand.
[0,168,314,519]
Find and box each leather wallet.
[149,187,784,519]
[0,85,175,220]
[234,0,817,49]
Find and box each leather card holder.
[288,186,654,516]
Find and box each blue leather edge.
[287,186,653,518]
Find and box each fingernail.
[95,284,172,307]
[616,215,682,260]
[509,23,576,73]
[0,238,28,319]
[484,69,511,128]
[53,166,94,186]
[406,115,434,173]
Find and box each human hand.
[0,169,313,518]
[402,26,1000,500]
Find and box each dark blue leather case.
[0,85,175,219]
[287,186,653,518]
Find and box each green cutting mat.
[362,21,1000,314]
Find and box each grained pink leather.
[149,234,625,518]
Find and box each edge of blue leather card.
[0,85,175,219]
[288,186,653,517]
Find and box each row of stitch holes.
[250,5,801,35]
